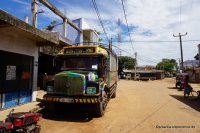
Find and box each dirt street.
[39,79,200,133]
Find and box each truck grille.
[54,75,84,95]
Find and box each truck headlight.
[86,87,96,94]
[47,86,53,92]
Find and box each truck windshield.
[61,57,99,70]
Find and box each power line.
[112,40,200,43]
[113,44,161,65]
[121,0,134,51]
[179,0,182,31]
[112,44,133,56]
[90,0,109,42]
[138,55,160,62]
[137,57,158,64]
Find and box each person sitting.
[183,75,193,98]
[183,75,191,98]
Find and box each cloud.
[11,0,30,6]
[36,0,200,65]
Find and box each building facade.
[0,9,59,109]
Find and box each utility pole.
[31,0,38,28]
[173,32,187,72]
[31,0,44,28]
[179,58,181,72]
[117,18,122,56]
[134,52,137,80]
[109,38,112,52]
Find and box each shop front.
[0,50,33,108]
[0,9,59,109]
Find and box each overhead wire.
[121,0,134,52]
[112,40,200,42]
[90,0,109,42]
[138,55,160,62]
[137,57,158,64]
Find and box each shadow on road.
[168,87,183,91]
[170,94,200,112]
[38,103,96,122]
[168,87,177,89]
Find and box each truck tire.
[94,93,107,117]
[94,101,105,117]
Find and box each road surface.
[39,79,200,133]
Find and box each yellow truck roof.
[58,45,108,56]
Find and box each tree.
[156,58,177,72]
[94,30,102,42]
[46,20,57,31]
[118,56,136,73]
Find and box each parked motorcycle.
[0,109,41,133]
[0,121,13,133]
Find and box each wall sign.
[6,65,16,80]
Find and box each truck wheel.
[94,94,107,117]
[95,101,105,117]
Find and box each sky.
[0,0,200,66]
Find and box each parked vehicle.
[0,109,41,133]
[43,43,118,116]
[0,121,13,133]
[119,72,126,79]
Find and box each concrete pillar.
[31,0,38,28]
[63,19,67,37]
[32,57,38,101]
[80,19,83,44]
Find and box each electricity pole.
[134,52,137,80]
[31,0,38,28]
[173,32,187,72]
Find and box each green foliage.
[51,20,57,25]
[46,20,57,31]
[156,58,177,72]
[98,38,103,42]
[118,56,136,73]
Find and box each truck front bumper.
[43,94,100,104]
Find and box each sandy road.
[39,79,200,133]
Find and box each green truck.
[43,43,118,116]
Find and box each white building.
[52,18,99,44]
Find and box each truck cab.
[43,44,118,116]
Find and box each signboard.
[65,47,95,54]
[6,65,16,80]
